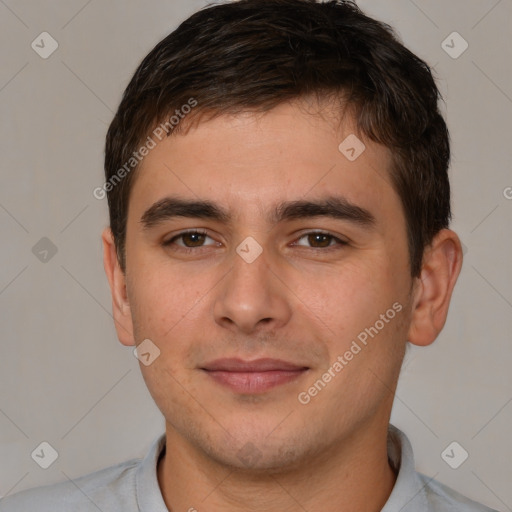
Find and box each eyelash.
[162,229,348,253]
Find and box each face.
[118,101,416,471]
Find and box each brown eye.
[307,233,333,248]
[163,230,217,249]
[294,231,347,249]
[180,232,207,247]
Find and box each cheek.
[292,258,391,333]
[127,259,213,343]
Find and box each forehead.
[129,101,400,228]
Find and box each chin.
[193,422,316,474]
[212,441,306,473]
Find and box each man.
[0,1,499,511]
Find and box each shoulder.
[0,458,140,512]
[417,472,500,512]
[386,425,499,512]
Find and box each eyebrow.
[140,195,376,230]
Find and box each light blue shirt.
[0,424,499,511]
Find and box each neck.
[157,418,397,512]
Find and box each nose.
[212,245,292,335]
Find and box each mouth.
[200,358,309,394]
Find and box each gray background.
[0,0,511,510]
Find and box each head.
[102,0,463,471]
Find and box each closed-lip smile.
[201,358,309,393]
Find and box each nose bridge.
[213,242,292,333]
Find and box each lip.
[201,358,309,393]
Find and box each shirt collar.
[135,432,168,512]
[382,423,431,511]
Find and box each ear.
[407,229,463,347]
[102,227,135,346]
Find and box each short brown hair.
[104,0,451,277]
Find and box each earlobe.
[407,229,463,347]
[101,227,136,346]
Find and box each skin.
[102,99,463,512]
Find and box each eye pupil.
[309,233,331,247]
[183,232,206,247]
